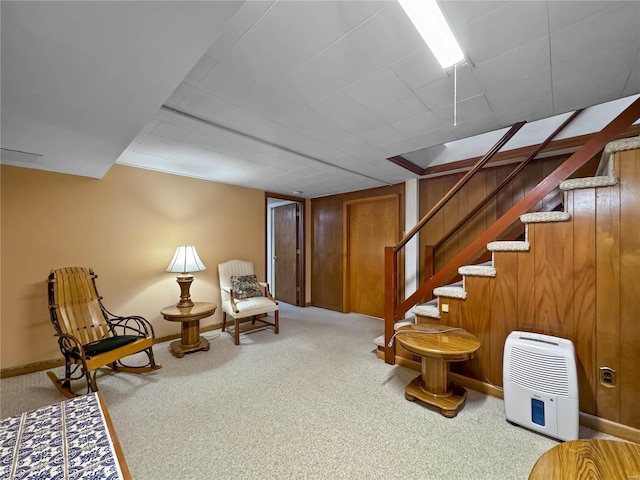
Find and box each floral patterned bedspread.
[0,392,124,480]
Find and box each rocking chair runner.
[47,267,161,398]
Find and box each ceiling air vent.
[1,148,45,166]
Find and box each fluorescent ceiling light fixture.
[398,0,464,69]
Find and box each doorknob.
[273,256,277,260]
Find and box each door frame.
[342,193,400,314]
[265,192,306,306]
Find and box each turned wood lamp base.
[175,274,194,308]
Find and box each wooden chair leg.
[234,318,240,345]
[222,312,227,332]
[274,310,279,334]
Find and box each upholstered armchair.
[218,260,279,345]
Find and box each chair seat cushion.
[224,296,278,318]
[73,335,139,359]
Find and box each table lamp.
[166,245,206,308]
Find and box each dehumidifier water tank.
[503,331,579,441]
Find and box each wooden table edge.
[98,391,132,480]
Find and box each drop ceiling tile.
[552,42,639,91]
[273,64,342,107]
[457,1,548,65]
[483,73,551,115]
[434,94,493,126]
[623,53,640,96]
[372,94,431,124]
[449,112,501,140]
[134,134,183,159]
[274,107,332,133]
[166,83,196,107]
[225,0,388,86]
[175,88,237,122]
[160,110,212,135]
[358,125,410,148]
[392,111,441,138]
[197,63,304,118]
[381,138,422,156]
[349,1,426,65]
[343,67,413,110]
[206,1,277,62]
[492,94,554,126]
[311,91,370,124]
[553,72,630,113]
[152,122,198,144]
[410,128,457,149]
[331,136,387,159]
[473,37,550,86]
[389,46,447,92]
[333,110,387,135]
[439,1,509,31]
[548,1,631,33]
[183,54,217,87]
[141,118,161,133]
[551,4,640,71]
[415,65,483,112]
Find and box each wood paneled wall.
[311,184,404,312]
[418,155,600,277]
[412,149,640,428]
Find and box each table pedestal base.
[404,375,468,418]
[170,337,210,358]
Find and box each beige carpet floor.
[1,303,614,479]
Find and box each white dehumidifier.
[503,331,579,441]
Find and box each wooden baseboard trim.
[1,358,65,379]
[389,354,639,441]
[1,324,225,379]
[579,412,640,444]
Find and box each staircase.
[378,134,640,441]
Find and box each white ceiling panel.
[439,1,509,31]
[372,94,431,124]
[548,1,633,33]
[457,1,548,66]
[4,1,640,198]
[389,46,447,92]
[344,67,413,110]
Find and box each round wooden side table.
[528,439,640,479]
[396,324,481,417]
[160,302,217,358]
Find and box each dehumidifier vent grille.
[508,346,569,396]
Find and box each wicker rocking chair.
[47,267,161,397]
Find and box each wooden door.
[345,195,399,318]
[274,203,298,305]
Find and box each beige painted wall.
[1,164,266,369]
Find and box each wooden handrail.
[385,96,640,364]
[398,96,640,317]
[433,110,582,251]
[394,121,526,253]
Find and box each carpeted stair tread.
[560,176,617,191]
[373,319,416,347]
[411,304,440,319]
[458,265,496,277]
[487,241,530,252]
[433,286,467,300]
[520,211,571,223]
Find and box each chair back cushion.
[230,274,264,299]
[218,260,256,288]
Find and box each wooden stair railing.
[384,96,640,364]
[427,188,565,286]
[395,122,526,252]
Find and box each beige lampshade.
[166,245,206,274]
